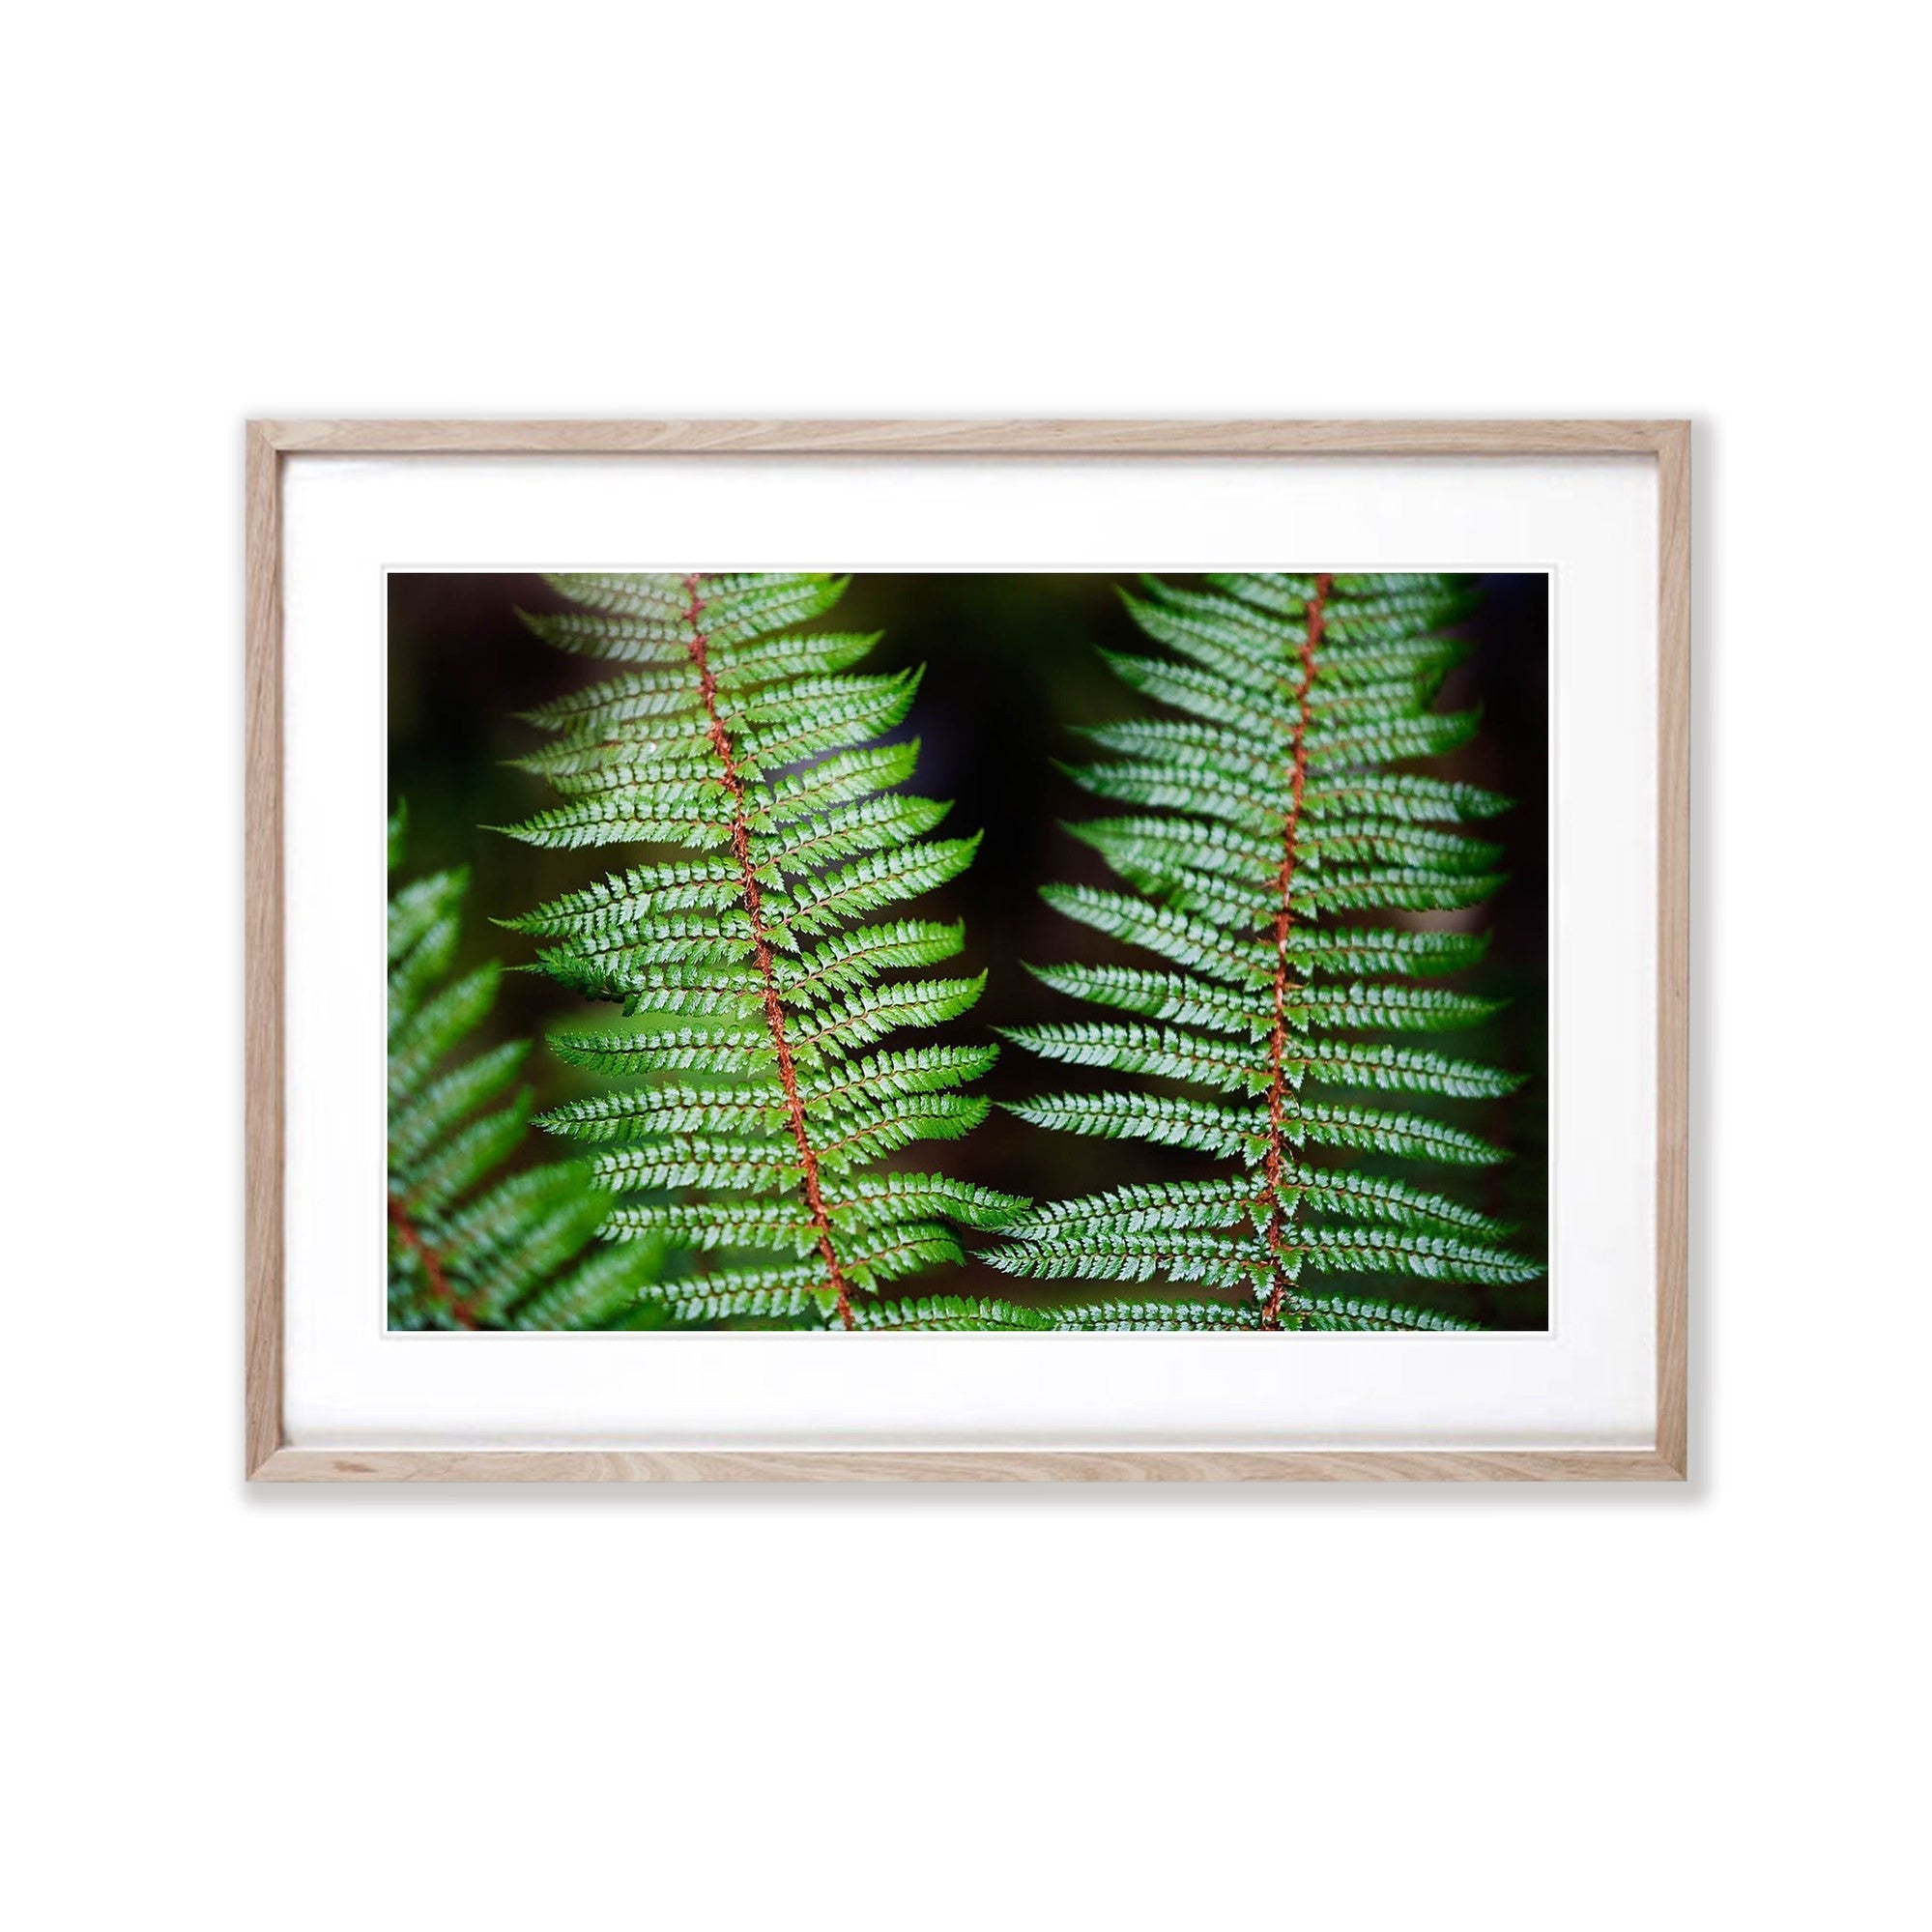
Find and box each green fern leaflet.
[502,572,1025,1330]
[993,572,1541,1331]
[387,805,675,1330]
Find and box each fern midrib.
[680,573,856,1330]
[1258,570,1333,1329]
[387,1193,480,1329]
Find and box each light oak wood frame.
[245,419,1689,1484]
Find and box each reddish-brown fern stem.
[681,575,856,1329]
[388,1195,479,1329]
[1258,572,1334,1330]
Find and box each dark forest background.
[389,572,1549,1328]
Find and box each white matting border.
[282,453,1655,1450]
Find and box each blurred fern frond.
[993,572,1540,1332]
[504,572,1023,1330]
[388,804,674,1330]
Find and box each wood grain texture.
[243,418,1691,1484]
[1655,424,1691,1477]
[245,422,284,1477]
[257,418,1683,458]
[253,1447,1684,1484]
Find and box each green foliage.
[992,572,1539,1331]
[388,805,673,1330]
[505,572,1024,1329]
[841,1292,1476,1333]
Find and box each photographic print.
[387,568,1548,1335]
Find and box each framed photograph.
[246,419,1688,1482]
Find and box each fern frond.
[509,572,1020,1329]
[1024,960,1269,1037]
[832,1285,1477,1335]
[1043,882,1268,987]
[787,970,988,1058]
[832,1292,1481,1332]
[1007,1090,1261,1158]
[388,963,502,1104]
[830,1291,1266,1332]
[776,921,967,1005]
[501,858,757,936]
[774,834,981,937]
[386,815,674,1329]
[1004,1022,1520,1102]
[1005,1171,1511,1241]
[1002,572,1540,1331]
[842,1295,1057,1332]
[1300,1295,1479,1332]
[1042,1298,1267,1331]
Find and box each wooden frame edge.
[245,423,284,1478]
[244,418,1690,1485]
[1655,423,1691,1480]
[252,1446,1684,1484]
[255,417,1685,457]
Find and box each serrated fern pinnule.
[839,1291,1475,1333]
[503,572,1024,1330]
[387,805,674,1330]
[995,572,1540,1332]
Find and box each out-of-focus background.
[389,571,1548,1327]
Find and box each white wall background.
[7,5,1924,1928]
